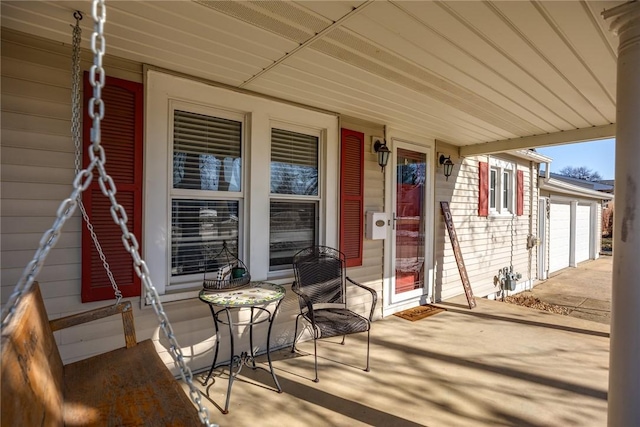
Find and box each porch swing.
[0,3,216,426]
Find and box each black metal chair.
[291,246,377,382]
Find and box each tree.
[558,166,602,181]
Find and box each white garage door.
[549,202,571,273]
[575,204,592,263]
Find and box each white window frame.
[489,168,497,210]
[168,101,246,289]
[144,70,338,302]
[268,122,323,274]
[488,157,515,216]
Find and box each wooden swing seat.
[1,282,202,426]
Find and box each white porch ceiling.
[1,0,623,151]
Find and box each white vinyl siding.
[549,202,572,273]
[0,32,343,373]
[0,30,165,366]
[435,154,536,301]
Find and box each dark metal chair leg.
[365,327,371,372]
[291,315,300,353]
[313,335,319,383]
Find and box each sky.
[535,138,616,180]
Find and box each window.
[489,168,497,210]
[502,170,511,209]
[486,158,515,216]
[269,127,320,270]
[489,167,512,212]
[171,200,239,277]
[145,70,339,301]
[491,166,513,215]
[170,109,243,287]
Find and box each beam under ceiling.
[237,0,374,88]
[458,123,616,157]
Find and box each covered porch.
[187,296,609,426]
[2,1,639,425]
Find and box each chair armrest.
[291,281,316,324]
[346,277,378,321]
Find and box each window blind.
[171,199,239,277]
[270,128,318,196]
[173,110,242,191]
[269,201,317,269]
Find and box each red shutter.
[478,161,489,217]
[516,169,524,216]
[82,74,143,302]
[340,129,364,267]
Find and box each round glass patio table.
[198,281,285,414]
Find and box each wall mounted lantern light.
[439,154,455,181]
[374,140,390,172]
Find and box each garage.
[540,174,612,278]
[549,201,571,273]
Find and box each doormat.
[393,305,446,322]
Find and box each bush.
[602,206,614,238]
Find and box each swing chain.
[2,4,213,425]
[71,17,81,170]
[0,160,97,327]
[88,0,106,149]
[85,2,213,425]
[71,13,122,303]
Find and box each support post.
[569,200,578,267]
[603,3,640,426]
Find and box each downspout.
[544,161,551,180]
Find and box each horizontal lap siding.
[340,118,385,321]
[0,31,226,370]
[435,155,538,301]
[1,31,381,372]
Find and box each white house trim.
[459,124,616,157]
[144,70,339,301]
[540,177,615,201]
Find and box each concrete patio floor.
[186,278,611,427]
[527,256,613,325]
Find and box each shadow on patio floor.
[186,296,609,427]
